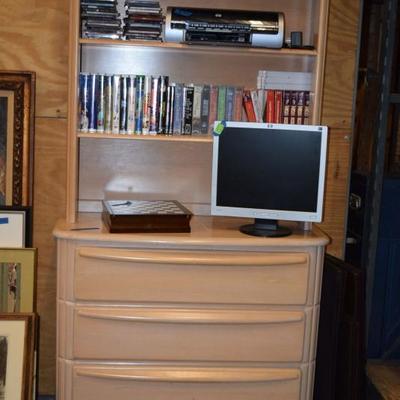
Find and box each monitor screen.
[211,122,328,234]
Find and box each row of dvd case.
[78,73,245,135]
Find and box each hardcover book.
[264,89,275,123]
[102,200,192,233]
[243,90,257,122]
[274,90,283,123]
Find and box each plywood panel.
[319,0,361,257]
[0,0,361,395]
[78,138,212,209]
[321,0,361,129]
[82,46,314,88]
[0,0,69,395]
[33,117,67,394]
[0,0,69,118]
[318,128,352,257]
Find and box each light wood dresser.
[54,214,329,400]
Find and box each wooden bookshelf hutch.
[55,0,331,399]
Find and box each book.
[233,87,243,121]
[182,85,194,134]
[208,85,218,133]
[257,70,312,91]
[274,90,283,123]
[111,75,121,133]
[127,75,136,134]
[191,85,203,134]
[157,75,169,134]
[172,83,183,134]
[119,75,128,134]
[289,91,298,125]
[243,90,257,122]
[134,75,144,133]
[200,84,210,134]
[250,90,262,122]
[264,89,275,123]
[296,91,305,125]
[149,76,159,134]
[282,90,291,124]
[165,84,175,134]
[225,86,235,121]
[217,86,226,121]
[141,75,151,134]
[257,89,266,118]
[304,91,311,124]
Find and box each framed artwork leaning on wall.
[0,206,33,247]
[0,313,36,400]
[0,71,35,206]
[0,248,37,313]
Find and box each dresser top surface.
[54,214,330,248]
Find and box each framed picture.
[0,249,37,313]
[0,313,36,400]
[0,206,32,247]
[0,71,35,206]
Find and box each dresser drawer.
[71,306,310,362]
[74,247,310,305]
[64,362,304,400]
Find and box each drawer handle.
[78,247,308,266]
[77,308,304,324]
[75,366,300,383]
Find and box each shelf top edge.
[54,214,330,247]
[79,39,318,56]
[77,132,213,143]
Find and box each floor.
[367,360,400,399]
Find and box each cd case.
[102,199,192,233]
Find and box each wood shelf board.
[79,38,318,57]
[77,132,213,143]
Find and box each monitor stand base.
[240,218,292,238]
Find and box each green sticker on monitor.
[213,121,226,136]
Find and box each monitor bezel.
[211,121,328,223]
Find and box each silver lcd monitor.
[211,121,328,237]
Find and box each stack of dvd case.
[81,0,123,40]
[124,0,163,41]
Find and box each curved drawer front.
[70,363,303,400]
[72,306,308,362]
[74,247,310,305]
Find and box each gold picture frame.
[0,248,37,313]
[0,313,36,400]
[0,71,35,206]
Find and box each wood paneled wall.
[0,0,69,394]
[0,0,361,394]
[320,0,362,257]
